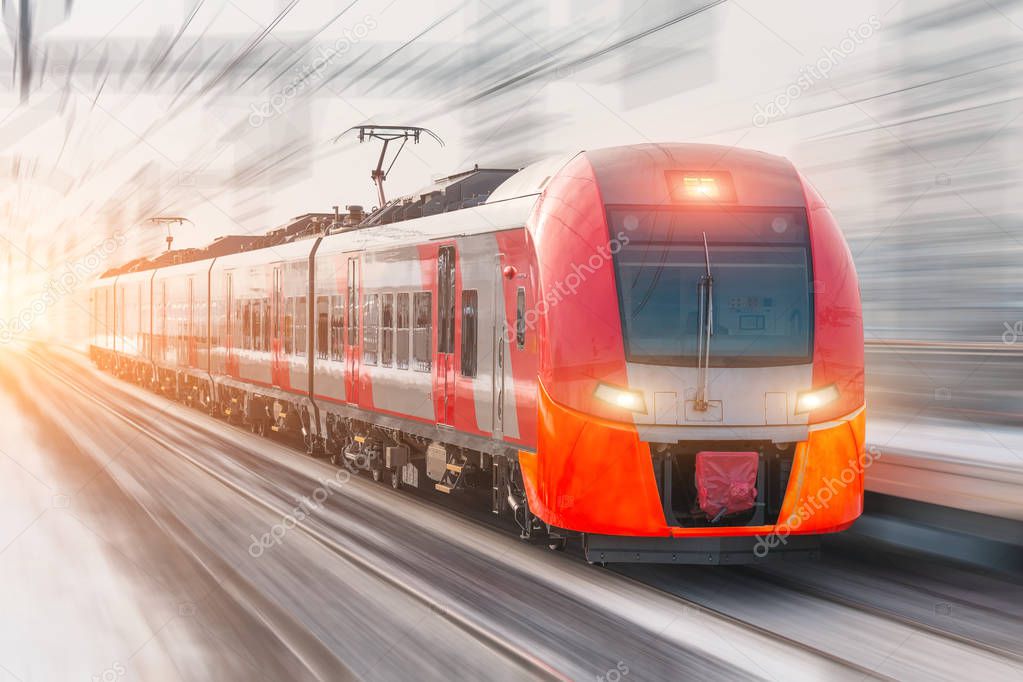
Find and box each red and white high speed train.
[90,143,865,564]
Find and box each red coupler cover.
[695,451,758,518]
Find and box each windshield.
[609,206,812,367]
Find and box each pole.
[19,0,32,103]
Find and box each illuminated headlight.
[795,384,840,414]
[594,383,647,413]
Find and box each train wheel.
[390,468,401,490]
[371,468,382,483]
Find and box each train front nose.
[520,146,865,548]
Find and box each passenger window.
[461,289,478,377]
[295,296,307,357]
[283,298,294,354]
[363,293,379,365]
[413,291,432,372]
[516,287,526,350]
[396,292,410,370]
[272,270,280,338]
[252,300,263,351]
[242,301,252,350]
[437,246,456,354]
[381,293,394,367]
[347,259,359,346]
[262,298,271,351]
[316,296,329,360]
[224,275,233,348]
[330,296,344,361]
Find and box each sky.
[1,0,1021,341]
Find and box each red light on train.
[666,170,736,203]
[684,176,718,198]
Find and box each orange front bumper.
[519,382,866,537]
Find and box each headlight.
[594,382,647,413]
[795,384,840,414]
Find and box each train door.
[435,245,457,425]
[491,255,506,439]
[187,277,196,367]
[225,272,234,374]
[272,266,283,385]
[118,284,125,354]
[345,256,360,405]
[106,287,113,351]
[136,282,143,356]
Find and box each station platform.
[866,416,1023,521]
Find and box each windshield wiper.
[695,231,713,411]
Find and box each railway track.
[25,348,566,681]
[22,344,1023,680]
[735,565,1023,666]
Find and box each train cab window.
[363,294,379,365]
[283,298,295,354]
[515,287,526,350]
[413,291,432,372]
[461,289,478,377]
[609,207,813,366]
[316,296,329,360]
[396,292,410,370]
[330,296,343,361]
[380,293,394,367]
[295,296,308,357]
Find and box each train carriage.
[88,142,864,564]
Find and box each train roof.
[583,143,803,207]
[363,166,518,226]
[316,194,537,260]
[92,143,803,288]
[486,153,577,203]
[99,212,336,277]
[91,193,541,288]
[96,165,525,282]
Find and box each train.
[89,143,865,564]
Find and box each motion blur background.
[1,0,1021,417]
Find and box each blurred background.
[1,0,1021,418]
[1,5,1022,679]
